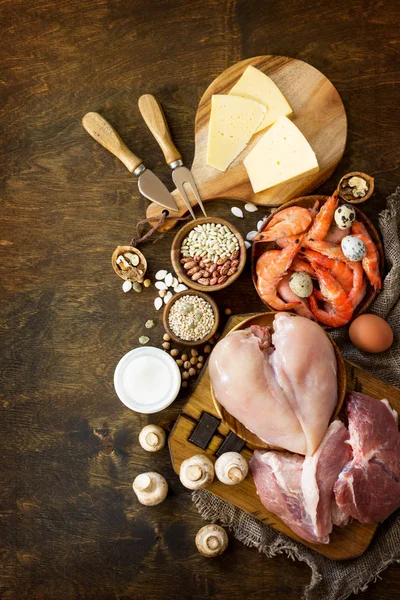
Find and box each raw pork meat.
[251,421,351,544]
[301,421,352,538]
[334,393,400,523]
[209,313,337,455]
[250,450,322,543]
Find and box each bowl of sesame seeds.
[163,290,220,347]
[171,217,246,292]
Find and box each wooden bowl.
[111,245,147,283]
[251,195,384,326]
[171,217,246,292]
[162,290,220,347]
[211,312,346,449]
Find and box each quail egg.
[334,204,356,230]
[289,272,313,298]
[341,235,367,262]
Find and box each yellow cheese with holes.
[229,65,293,133]
[206,95,266,172]
[243,116,319,193]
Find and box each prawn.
[254,207,312,242]
[308,265,353,327]
[301,249,353,293]
[347,261,365,308]
[277,274,314,319]
[306,191,339,241]
[291,257,316,278]
[304,239,347,261]
[256,238,303,311]
[351,221,382,290]
[275,234,301,248]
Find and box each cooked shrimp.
[256,239,303,311]
[277,274,314,319]
[304,239,347,261]
[351,221,382,290]
[306,191,339,242]
[325,224,350,244]
[302,249,353,293]
[275,234,301,248]
[254,207,312,242]
[309,200,320,218]
[347,261,365,308]
[308,266,353,327]
[350,277,368,310]
[291,257,316,278]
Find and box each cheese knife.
[138,95,207,219]
[82,112,178,212]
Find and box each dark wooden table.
[1,0,399,598]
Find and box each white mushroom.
[132,472,168,506]
[215,452,248,485]
[195,524,228,557]
[179,454,214,490]
[139,424,166,452]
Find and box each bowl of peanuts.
[171,217,246,292]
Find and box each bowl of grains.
[163,290,219,347]
[171,217,246,292]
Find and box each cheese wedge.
[243,116,319,193]
[206,95,266,172]
[229,65,293,133]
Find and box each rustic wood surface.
[169,314,400,560]
[146,54,348,228]
[0,0,399,598]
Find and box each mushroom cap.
[215,452,248,485]
[139,424,166,452]
[132,472,168,506]
[179,454,214,490]
[195,524,228,557]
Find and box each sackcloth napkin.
[192,189,400,600]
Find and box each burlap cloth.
[193,189,400,600]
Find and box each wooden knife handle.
[138,94,182,165]
[82,112,143,173]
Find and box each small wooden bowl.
[251,195,384,327]
[171,217,246,292]
[162,290,220,347]
[337,171,374,204]
[211,312,346,449]
[111,245,147,283]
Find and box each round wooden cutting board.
[147,55,347,230]
[211,312,347,449]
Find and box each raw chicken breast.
[209,313,338,455]
[301,421,352,539]
[250,450,323,543]
[209,328,306,454]
[334,393,400,523]
[270,313,338,455]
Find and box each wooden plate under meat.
[211,311,346,449]
[251,196,384,326]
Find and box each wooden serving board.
[147,55,347,231]
[168,314,400,560]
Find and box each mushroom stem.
[226,464,243,484]
[134,473,153,493]
[186,465,204,482]
[145,432,160,448]
[195,525,228,557]
[179,454,214,490]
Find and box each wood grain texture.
[211,312,347,450]
[146,55,347,229]
[169,314,400,560]
[1,0,399,597]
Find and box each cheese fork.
[138,94,207,219]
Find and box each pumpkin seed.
[138,336,150,345]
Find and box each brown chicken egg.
[349,314,394,353]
